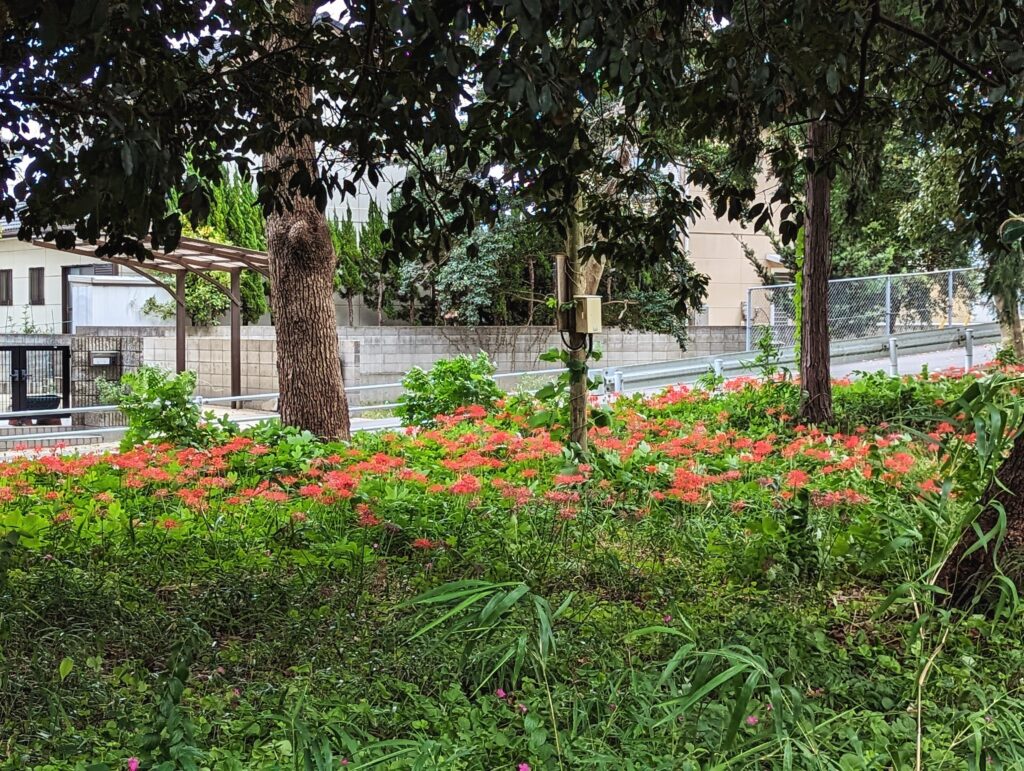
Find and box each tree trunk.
[941,427,1024,605]
[346,295,354,327]
[1013,311,1024,360]
[263,2,350,440]
[992,293,1024,359]
[376,277,384,326]
[527,255,536,325]
[799,118,834,424]
[566,205,588,450]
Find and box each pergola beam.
[31,235,269,400]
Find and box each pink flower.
[495,688,507,699]
[663,614,672,623]
[517,703,528,714]
[518,764,531,771]
[745,714,759,726]
[127,759,140,771]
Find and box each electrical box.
[89,351,120,367]
[574,295,603,334]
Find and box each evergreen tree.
[329,208,365,326]
[359,200,388,325]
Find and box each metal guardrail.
[0,323,1002,448]
[611,323,1000,395]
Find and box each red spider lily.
[812,489,871,507]
[449,475,482,495]
[883,453,915,475]
[784,469,810,488]
[356,504,381,527]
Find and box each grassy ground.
[2,368,1024,769]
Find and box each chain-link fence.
[745,268,994,349]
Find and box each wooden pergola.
[34,237,270,398]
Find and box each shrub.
[395,352,504,426]
[98,366,230,449]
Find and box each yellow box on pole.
[574,295,602,334]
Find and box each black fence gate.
[1,345,71,423]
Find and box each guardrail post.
[613,369,623,394]
[745,288,753,351]
[885,275,893,335]
[964,328,974,370]
[713,358,724,378]
[888,337,898,377]
[946,270,955,327]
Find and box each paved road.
[829,344,996,380]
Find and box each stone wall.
[140,325,747,402]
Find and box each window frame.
[0,269,11,306]
[29,267,45,305]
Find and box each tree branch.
[876,13,997,87]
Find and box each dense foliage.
[396,353,504,428]
[3,365,1024,769]
[146,175,270,326]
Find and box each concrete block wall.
[138,325,746,403]
[142,336,279,396]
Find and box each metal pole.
[230,269,242,408]
[713,358,724,377]
[888,337,899,377]
[946,270,955,327]
[964,328,974,370]
[745,287,753,351]
[175,271,187,373]
[885,275,893,335]
[613,369,623,394]
[61,346,71,409]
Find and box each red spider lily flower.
[449,475,482,495]
[883,452,915,474]
[411,537,438,550]
[784,469,810,488]
[259,490,290,503]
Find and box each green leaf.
[59,657,74,681]
[825,65,839,94]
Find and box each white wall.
[68,275,167,331]
[324,164,406,227]
[0,238,92,333]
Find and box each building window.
[0,270,11,306]
[29,267,45,305]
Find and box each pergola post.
[175,271,187,373]
[230,269,242,407]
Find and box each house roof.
[31,236,270,277]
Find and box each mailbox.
[90,351,120,367]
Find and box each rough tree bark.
[376,278,384,326]
[263,2,350,440]
[994,294,1024,359]
[941,428,1024,605]
[566,206,589,450]
[527,255,536,325]
[799,118,834,424]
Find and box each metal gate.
[1,345,71,423]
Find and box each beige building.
[686,177,786,327]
